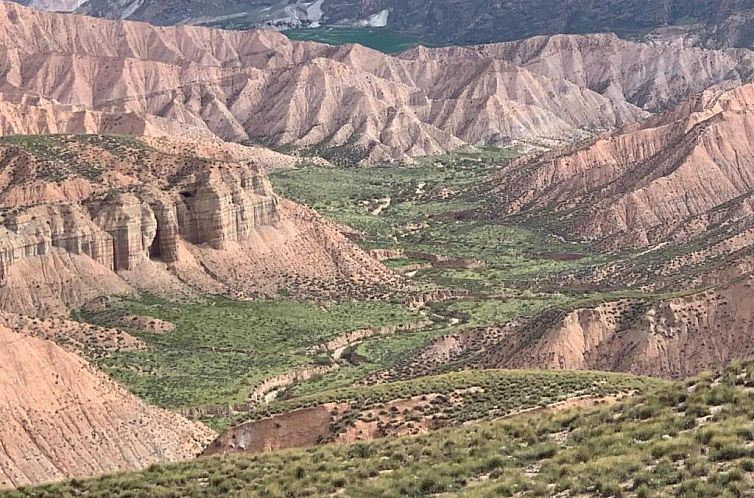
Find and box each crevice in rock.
[148,226,162,261]
[111,238,119,272]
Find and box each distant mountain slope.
[491,81,754,249]
[14,0,754,49]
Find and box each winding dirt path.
[490,392,629,423]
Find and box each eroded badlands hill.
[391,81,754,380]
[1,2,753,162]
[492,81,754,253]
[0,135,395,316]
[0,325,214,489]
[380,273,754,382]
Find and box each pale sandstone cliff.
[0,136,396,315]
[0,325,215,489]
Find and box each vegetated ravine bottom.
[32,142,753,495]
[7,115,754,497]
[67,142,753,431]
[70,146,645,430]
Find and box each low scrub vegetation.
[248,368,661,427]
[9,361,754,497]
[73,296,421,412]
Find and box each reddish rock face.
[203,404,346,456]
[0,142,274,313]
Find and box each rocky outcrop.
[0,174,278,310]
[174,168,279,250]
[0,205,114,278]
[0,325,215,489]
[0,136,397,315]
[403,289,471,311]
[368,248,406,262]
[202,403,348,456]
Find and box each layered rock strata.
[0,136,395,315]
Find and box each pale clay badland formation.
[5,1,754,496]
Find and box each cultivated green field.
[12,361,754,498]
[284,27,439,53]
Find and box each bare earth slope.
[1,2,753,162]
[0,325,215,488]
[492,81,754,251]
[383,275,754,381]
[420,34,754,111]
